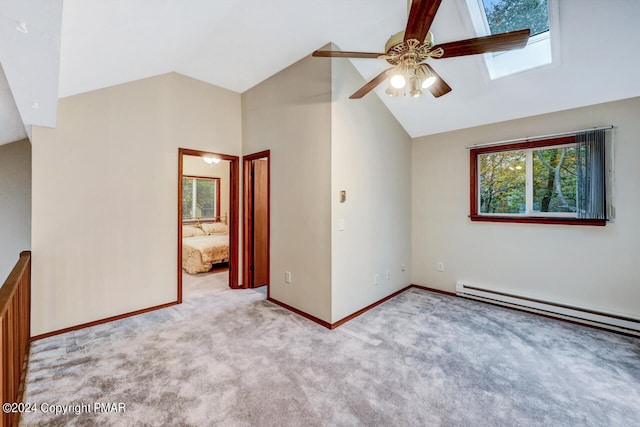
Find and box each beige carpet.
[182,268,230,298]
[19,274,640,426]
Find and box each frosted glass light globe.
[422,75,436,88]
[390,74,406,89]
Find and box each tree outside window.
[182,177,219,220]
[483,0,549,37]
[470,134,607,226]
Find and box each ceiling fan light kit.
[312,0,530,100]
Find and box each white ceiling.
[0,64,26,144]
[0,0,62,144]
[1,0,640,146]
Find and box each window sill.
[469,215,606,226]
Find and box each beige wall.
[183,155,230,221]
[0,138,31,282]
[412,97,640,318]
[31,72,242,335]
[330,57,412,322]
[241,47,412,323]
[242,53,333,322]
[30,54,639,335]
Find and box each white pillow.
[200,222,228,235]
[183,225,205,237]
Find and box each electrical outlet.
[401,263,406,272]
[374,274,379,286]
[285,271,292,284]
[386,270,391,280]
[437,262,444,272]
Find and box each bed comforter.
[182,234,229,274]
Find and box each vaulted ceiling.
[2,0,640,146]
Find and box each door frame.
[178,148,240,302]
[242,150,270,292]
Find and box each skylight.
[464,0,554,79]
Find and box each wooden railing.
[0,251,31,427]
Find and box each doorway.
[178,148,240,303]
[243,150,270,292]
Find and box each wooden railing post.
[0,251,31,427]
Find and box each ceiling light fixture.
[389,72,406,89]
[203,156,221,165]
[385,82,400,97]
[409,74,422,98]
[416,64,436,89]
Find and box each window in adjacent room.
[463,0,554,79]
[470,130,608,225]
[182,176,220,221]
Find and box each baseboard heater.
[456,281,640,336]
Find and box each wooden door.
[252,159,269,286]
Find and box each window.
[464,0,554,79]
[470,132,607,225]
[182,176,220,221]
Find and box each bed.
[182,222,229,274]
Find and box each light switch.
[338,218,345,231]
[339,190,346,203]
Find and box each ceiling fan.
[312,0,530,99]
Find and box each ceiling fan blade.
[423,64,451,98]
[349,67,394,99]
[405,0,443,43]
[312,50,384,59]
[432,29,531,58]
